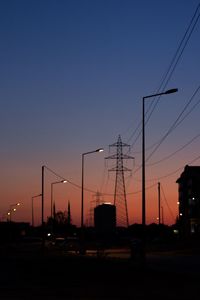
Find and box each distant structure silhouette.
[67,201,72,225]
[53,202,56,220]
[176,165,200,237]
[87,191,103,226]
[105,135,134,227]
[94,203,116,237]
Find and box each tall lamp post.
[81,148,104,230]
[32,194,42,227]
[51,180,67,219]
[41,165,45,251]
[142,88,178,260]
[41,165,67,252]
[158,182,161,225]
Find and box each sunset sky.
[0,0,200,227]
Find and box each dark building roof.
[176,165,200,183]
[94,203,116,233]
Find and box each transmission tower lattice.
[87,191,103,226]
[105,135,134,227]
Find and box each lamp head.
[164,88,178,94]
[96,148,104,152]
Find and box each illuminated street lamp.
[41,165,68,251]
[81,148,104,230]
[7,211,11,221]
[51,180,67,218]
[142,88,178,261]
[8,203,20,222]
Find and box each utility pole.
[67,201,71,225]
[161,206,164,225]
[158,182,161,225]
[41,165,45,252]
[105,135,134,227]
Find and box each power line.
[97,3,200,203]
[147,132,200,166]
[43,165,66,181]
[132,85,200,167]
[138,153,200,183]
[146,3,200,124]
[146,84,200,163]
[42,150,200,200]
[126,3,200,150]
[132,83,200,175]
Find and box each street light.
[81,148,104,230]
[142,88,178,260]
[31,194,42,227]
[8,203,20,222]
[41,165,68,252]
[51,180,67,218]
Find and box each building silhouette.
[176,165,200,237]
[94,203,116,238]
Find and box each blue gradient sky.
[0,0,200,226]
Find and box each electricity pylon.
[87,191,103,226]
[105,135,134,227]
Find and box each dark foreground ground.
[0,244,200,300]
